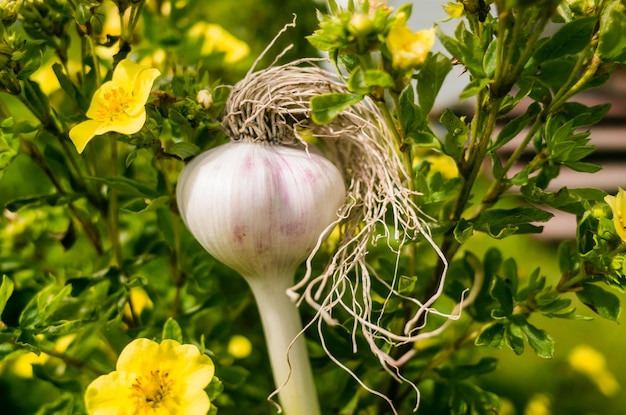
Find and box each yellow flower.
[227,335,252,359]
[188,22,250,63]
[443,2,465,19]
[69,59,160,154]
[605,187,626,243]
[85,338,214,415]
[386,13,435,70]
[423,153,459,179]
[568,344,620,396]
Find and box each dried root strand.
[221,59,469,412]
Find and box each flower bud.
[348,13,374,38]
[196,89,213,109]
[0,0,20,26]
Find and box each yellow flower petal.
[112,59,147,87]
[178,390,211,415]
[85,371,135,415]
[100,110,147,136]
[128,68,161,116]
[69,120,104,154]
[386,14,435,70]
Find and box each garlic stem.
[246,273,321,415]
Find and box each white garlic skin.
[176,141,346,280]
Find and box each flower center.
[97,86,133,121]
[129,369,174,410]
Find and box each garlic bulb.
[177,141,345,279]
[177,140,345,415]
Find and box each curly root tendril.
[221,56,476,412]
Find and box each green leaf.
[0,275,14,318]
[310,93,363,124]
[598,0,626,63]
[347,68,394,95]
[44,320,88,337]
[122,196,171,214]
[22,79,50,119]
[453,218,474,243]
[475,322,506,349]
[449,383,501,415]
[34,393,74,415]
[4,193,81,212]
[218,365,250,387]
[472,206,553,238]
[87,176,160,199]
[16,329,40,354]
[399,86,441,149]
[520,319,554,358]
[576,283,621,321]
[164,142,201,161]
[437,24,485,78]
[491,102,540,150]
[557,240,580,275]
[504,320,525,355]
[162,318,183,343]
[52,63,88,112]
[490,277,514,318]
[459,77,491,101]
[528,16,597,67]
[19,284,73,328]
[206,376,224,401]
[439,109,468,161]
[482,39,498,77]
[521,184,604,215]
[563,102,611,127]
[436,357,498,380]
[416,52,452,114]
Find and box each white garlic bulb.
[176,141,345,280]
[176,140,345,415]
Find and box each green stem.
[245,273,321,415]
[87,35,102,87]
[156,158,185,318]
[19,344,105,376]
[126,1,146,42]
[19,137,104,255]
[452,97,501,222]
[549,51,600,111]
[108,140,124,268]
[480,47,600,209]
